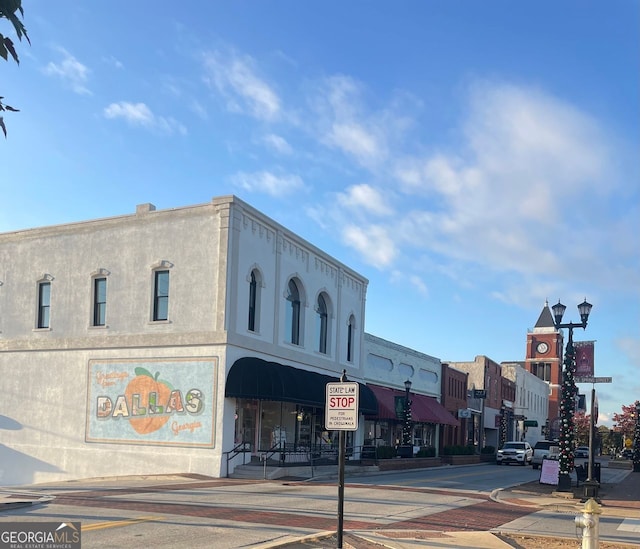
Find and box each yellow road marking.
[82,515,164,531]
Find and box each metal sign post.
[576,376,612,500]
[326,371,359,549]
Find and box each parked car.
[574,446,589,459]
[620,449,633,460]
[531,440,559,469]
[496,441,533,466]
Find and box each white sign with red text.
[325,382,359,431]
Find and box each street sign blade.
[575,376,612,384]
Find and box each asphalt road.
[0,463,636,548]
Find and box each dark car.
[531,440,558,469]
[574,446,589,459]
[620,449,633,460]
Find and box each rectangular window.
[532,362,551,382]
[37,281,51,329]
[93,277,107,326]
[153,270,169,321]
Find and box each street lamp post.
[399,379,413,458]
[552,298,593,492]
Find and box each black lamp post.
[633,401,640,473]
[399,379,413,457]
[552,298,593,492]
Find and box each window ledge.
[32,327,52,332]
[88,325,109,330]
[148,320,172,325]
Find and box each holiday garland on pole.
[633,401,640,473]
[558,336,577,479]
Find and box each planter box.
[441,455,481,465]
[480,453,496,462]
[609,460,633,470]
[377,457,442,471]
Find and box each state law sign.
[325,382,359,431]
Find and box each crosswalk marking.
[618,518,640,533]
[82,515,164,531]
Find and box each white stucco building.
[362,334,458,455]
[501,362,550,446]
[0,196,379,485]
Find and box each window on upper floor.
[37,281,51,329]
[92,277,107,326]
[285,278,302,345]
[346,314,355,363]
[316,292,329,354]
[153,270,170,321]
[531,362,551,382]
[248,269,261,332]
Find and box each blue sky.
[2,1,638,426]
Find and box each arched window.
[346,314,355,363]
[248,269,260,332]
[316,293,329,354]
[286,278,301,345]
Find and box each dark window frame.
[317,293,328,354]
[153,270,170,321]
[93,277,107,326]
[287,279,301,345]
[37,281,51,329]
[248,270,257,332]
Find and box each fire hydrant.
[575,497,601,549]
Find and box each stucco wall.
[0,196,370,485]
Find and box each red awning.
[366,384,459,427]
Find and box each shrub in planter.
[416,446,436,458]
[443,444,475,455]
[481,445,496,455]
[376,446,397,459]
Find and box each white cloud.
[231,170,305,197]
[337,184,393,217]
[342,224,397,268]
[203,50,281,120]
[262,133,293,155]
[385,83,615,280]
[311,75,389,168]
[43,49,90,95]
[103,102,187,135]
[102,55,123,69]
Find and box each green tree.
[1,0,29,137]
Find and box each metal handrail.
[223,441,251,477]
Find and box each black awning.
[226,357,377,415]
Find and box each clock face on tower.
[536,342,549,354]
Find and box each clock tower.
[525,301,563,439]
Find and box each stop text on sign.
[325,382,359,431]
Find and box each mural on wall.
[86,358,217,447]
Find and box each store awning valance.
[365,384,459,426]
[226,357,378,415]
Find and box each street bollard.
[575,497,601,549]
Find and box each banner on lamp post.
[574,341,595,377]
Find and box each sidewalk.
[492,465,640,518]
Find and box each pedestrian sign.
[325,382,359,430]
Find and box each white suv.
[496,441,533,466]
